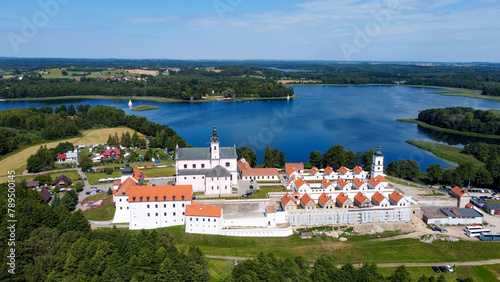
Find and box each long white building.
[175,124,238,196]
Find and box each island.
[131,105,159,111]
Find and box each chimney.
[122,191,125,195]
[133,196,136,202]
[147,196,150,201]
[155,196,158,201]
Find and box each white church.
[175,124,238,196]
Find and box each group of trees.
[27,142,74,173]
[309,145,376,171]
[106,131,145,148]
[229,252,465,282]
[263,144,286,168]
[0,182,209,281]
[236,146,258,167]
[461,142,500,187]
[417,107,500,135]
[385,160,420,180]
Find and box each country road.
[205,255,500,268]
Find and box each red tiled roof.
[368,178,380,187]
[352,178,365,187]
[300,193,314,205]
[371,191,386,204]
[128,184,192,202]
[353,166,363,174]
[57,154,66,159]
[337,192,349,204]
[465,203,473,208]
[103,148,121,157]
[389,191,403,203]
[324,167,334,175]
[375,175,388,182]
[237,158,251,171]
[321,178,332,188]
[338,178,349,187]
[310,167,319,175]
[114,178,137,196]
[266,205,276,213]
[133,168,144,181]
[451,186,464,197]
[354,192,367,204]
[185,202,221,217]
[113,180,121,185]
[294,178,309,188]
[241,168,279,177]
[285,163,304,171]
[286,167,297,176]
[338,166,349,175]
[318,192,333,205]
[281,193,296,206]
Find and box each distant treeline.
[417,107,500,135]
[0,70,293,100]
[0,105,185,156]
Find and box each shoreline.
[404,140,484,167]
[397,119,500,140]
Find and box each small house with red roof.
[324,166,338,179]
[336,192,353,208]
[352,178,367,191]
[338,166,353,180]
[389,191,408,207]
[285,162,304,173]
[318,192,335,209]
[286,167,301,180]
[354,192,371,208]
[185,202,223,235]
[450,186,471,208]
[371,191,389,207]
[51,174,72,187]
[300,193,316,210]
[321,179,334,191]
[309,167,321,178]
[353,166,368,180]
[374,175,389,188]
[294,178,310,192]
[281,193,297,211]
[367,177,383,190]
[103,148,121,159]
[337,178,351,191]
[237,158,251,173]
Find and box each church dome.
[122,163,133,174]
[375,145,383,156]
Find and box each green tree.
[263,144,275,168]
[131,131,140,147]
[474,166,493,186]
[309,151,322,168]
[426,164,443,184]
[67,104,76,116]
[27,155,43,173]
[277,150,286,168]
[458,162,476,188]
[78,151,92,172]
[323,145,346,168]
[237,147,258,167]
[61,189,78,211]
[390,265,411,282]
[442,167,463,187]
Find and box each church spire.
[210,122,219,143]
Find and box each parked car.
[446,265,454,272]
[86,191,91,195]
[234,260,238,266]
[83,178,87,181]
[456,278,465,282]
[440,228,448,233]
[431,266,440,273]
[90,187,97,191]
[439,266,447,272]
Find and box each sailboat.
[128,100,133,108]
[287,95,290,101]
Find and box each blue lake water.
[1,85,499,170]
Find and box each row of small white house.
[99,177,121,183]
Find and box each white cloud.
[126,16,177,24]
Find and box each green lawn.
[207,259,234,282]
[248,186,285,198]
[2,170,81,184]
[405,140,484,167]
[82,192,108,202]
[85,162,175,185]
[377,266,481,282]
[131,105,159,111]
[83,205,115,221]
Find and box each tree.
[474,166,493,186]
[67,105,76,116]
[426,164,443,184]
[144,149,154,161]
[27,155,43,173]
[323,145,346,168]
[390,265,411,282]
[61,70,68,76]
[263,144,275,168]
[309,151,322,168]
[131,131,140,147]
[277,151,286,168]
[61,189,78,211]
[78,151,91,172]
[107,187,113,195]
[458,162,476,188]
[237,147,257,167]
[442,167,463,187]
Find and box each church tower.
[371,145,384,178]
[210,122,219,160]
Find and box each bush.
[75,182,83,192]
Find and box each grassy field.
[207,259,234,282]
[83,205,115,221]
[0,127,140,177]
[0,170,81,184]
[405,140,484,167]
[398,119,500,140]
[131,105,159,111]
[152,226,500,264]
[82,192,108,203]
[377,265,496,282]
[85,165,175,185]
[41,68,149,79]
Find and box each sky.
[0,0,499,62]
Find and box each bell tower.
[371,145,384,178]
[210,122,219,160]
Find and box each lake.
[1,85,499,170]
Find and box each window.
[173,212,176,216]
[164,204,166,208]
[147,213,150,217]
[190,218,192,221]
[155,204,158,208]
[182,204,185,207]
[201,164,205,168]
[203,218,205,221]
[127,207,129,210]
[193,164,196,168]
[226,162,230,167]
[184,164,187,168]
[196,218,199,221]
[182,212,185,215]
[184,177,187,180]
[120,207,122,210]
[119,199,122,202]
[164,212,167,216]
[214,219,216,222]
[208,219,210,222]
[156,213,158,216]
[214,146,217,150]
[147,204,150,208]
[173,204,176,208]
[193,177,196,179]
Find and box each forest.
[417,107,500,135]
[0,105,185,157]
[2,59,500,97]
[0,181,209,281]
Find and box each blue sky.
[1,0,499,62]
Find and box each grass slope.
[83,205,115,221]
[131,105,159,111]
[398,119,500,140]
[1,170,81,184]
[405,140,484,167]
[0,127,140,177]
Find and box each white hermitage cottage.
[175,124,238,196]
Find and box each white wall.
[113,194,130,223]
[185,215,222,235]
[220,225,293,237]
[205,176,231,196]
[223,216,267,228]
[177,175,206,192]
[129,200,191,230]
